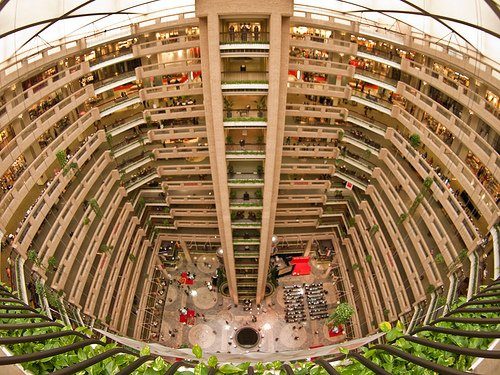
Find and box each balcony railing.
[221,71,268,83]
[219,32,269,44]
[357,44,403,64]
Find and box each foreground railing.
[0,278,499,373]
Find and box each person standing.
[229,24,235,42]
[253,25,260,41]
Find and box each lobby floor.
[156,255,345,354]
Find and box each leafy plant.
[327,302,354,327]
[409,133,421,148]
[27,249,42,267]
[55,150,67,169]
[89,198,103,218]
[223,97,234,118]
[369,224,379,236]
[99,244,114,254]
[435,253,445,264]
[226,135,234,145]
[47,256,58,271]
[352,263,361,271]
[83,217,90,225]
[427,284,436,294]
[256,165,264,177]
[256,134,264,144]
[422,176,434,190]
[337,129,344,142]
[365,255,373,263]
[254,189,263,199]
[347,217,356,227]
[398,212,409,224]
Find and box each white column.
[39,279,53,320]
[179,240,193,264]
[15,256,29,304]
[76,308,85,326]
[467,251,479,301]
[423,292,437,325]
[405,305,420,334]
[59,297,72,326]
[443,273,457,315]
[491,226,499,280]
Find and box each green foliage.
[398,212,408,224]
[89,198,103,218]
[352,263,361,271]
[99,244,114,254]
[62,162,78,176]
[223,117,267,122]
[327,302,355,326]
[55,150,67,169]
[27,249,42,267]
[409,133,421,148]
[83,217,90,225]
[427,284,436,294]
[347,217,356,228]
[256,134,264,144]
[365,255,373,263]
[225,135,234,145]
[422,177,434,190]
[47,256,58,272]
[192,344,203,359]
[254,189,263,199]
[337,129,344,142]
[434,253,445,264]
[459,249,468,260]
[369,224,379,236]
[229,190,237,199]
[256,165,264,177]
[128,254,137,262]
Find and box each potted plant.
[337,129,344,142]
[327,302,354,329]
[223,97,234,118]
[254,97,266,118]
[228,164,235,177]
[256,165,264,177]
[409,133,421,148]
[256,134,264,145]
[226,135,234,145]
[255,189,263,199]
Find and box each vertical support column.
[39,279,53,320]
[179,240,193,265]
[423,291,437,325]
[256,13,291,304]
[198,14,238,304]
[405,305,420,334]
[491,226,499,280]
[303,238,313,257]
[59,297,72,326]
[467,251,479,301]
[15,256,29,304]
[443,273,457,316]
[75,307,85,326]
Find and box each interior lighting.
[262,323,272,330]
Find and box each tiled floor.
[158,256,345,354]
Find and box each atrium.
[0,0,499,373]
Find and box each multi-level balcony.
[392,106,498,225]
[287,81,351,99]
[397,82,498,172]
[219,32,270,56]
[146,104,205,122]
[99,92,141,117]
[289,57,355,77]
[223,108,267,127]
[221,71,269,93]
[350,89,393,115]
[135,58,202,80]
[139,81,203,101]
[353,68,398,92]
[401,59,499,129]
[154,144,209,160]
[132,35,200,57]
[0,85,94,176]
[0,62,89,124]
[285,103,347,122]
[289,33,357,55]
[356,44,402,69]
[94,71,137,95]
[225,144,265,160]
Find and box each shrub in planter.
[434,253,445,264]
[409,133,421,148]
[327,302,354,327]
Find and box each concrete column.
[59,297,72,326]
[467,251,479,301]
[197,14,238,304]
[179,240,193,265]
[303,238,314,257]
[15,256,29,304]
[75,308,85,326]
[423,291,437,325]
[405,305,420,334]
[443,273,457,315]
[491,226,499,280]
[256,12,291,304]
[39,279,53,320]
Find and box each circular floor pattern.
[235,327,260,348]
[192,287,218,310]
[279,324,307,349]
[196,257,219,274]
[276,288,286,308]
[188,324,216,349]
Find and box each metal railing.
[0,278,499,373]
[219,32,269,44]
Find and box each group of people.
[305,283,328,320]
[283,285,306,323]
[228,24,260,42]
